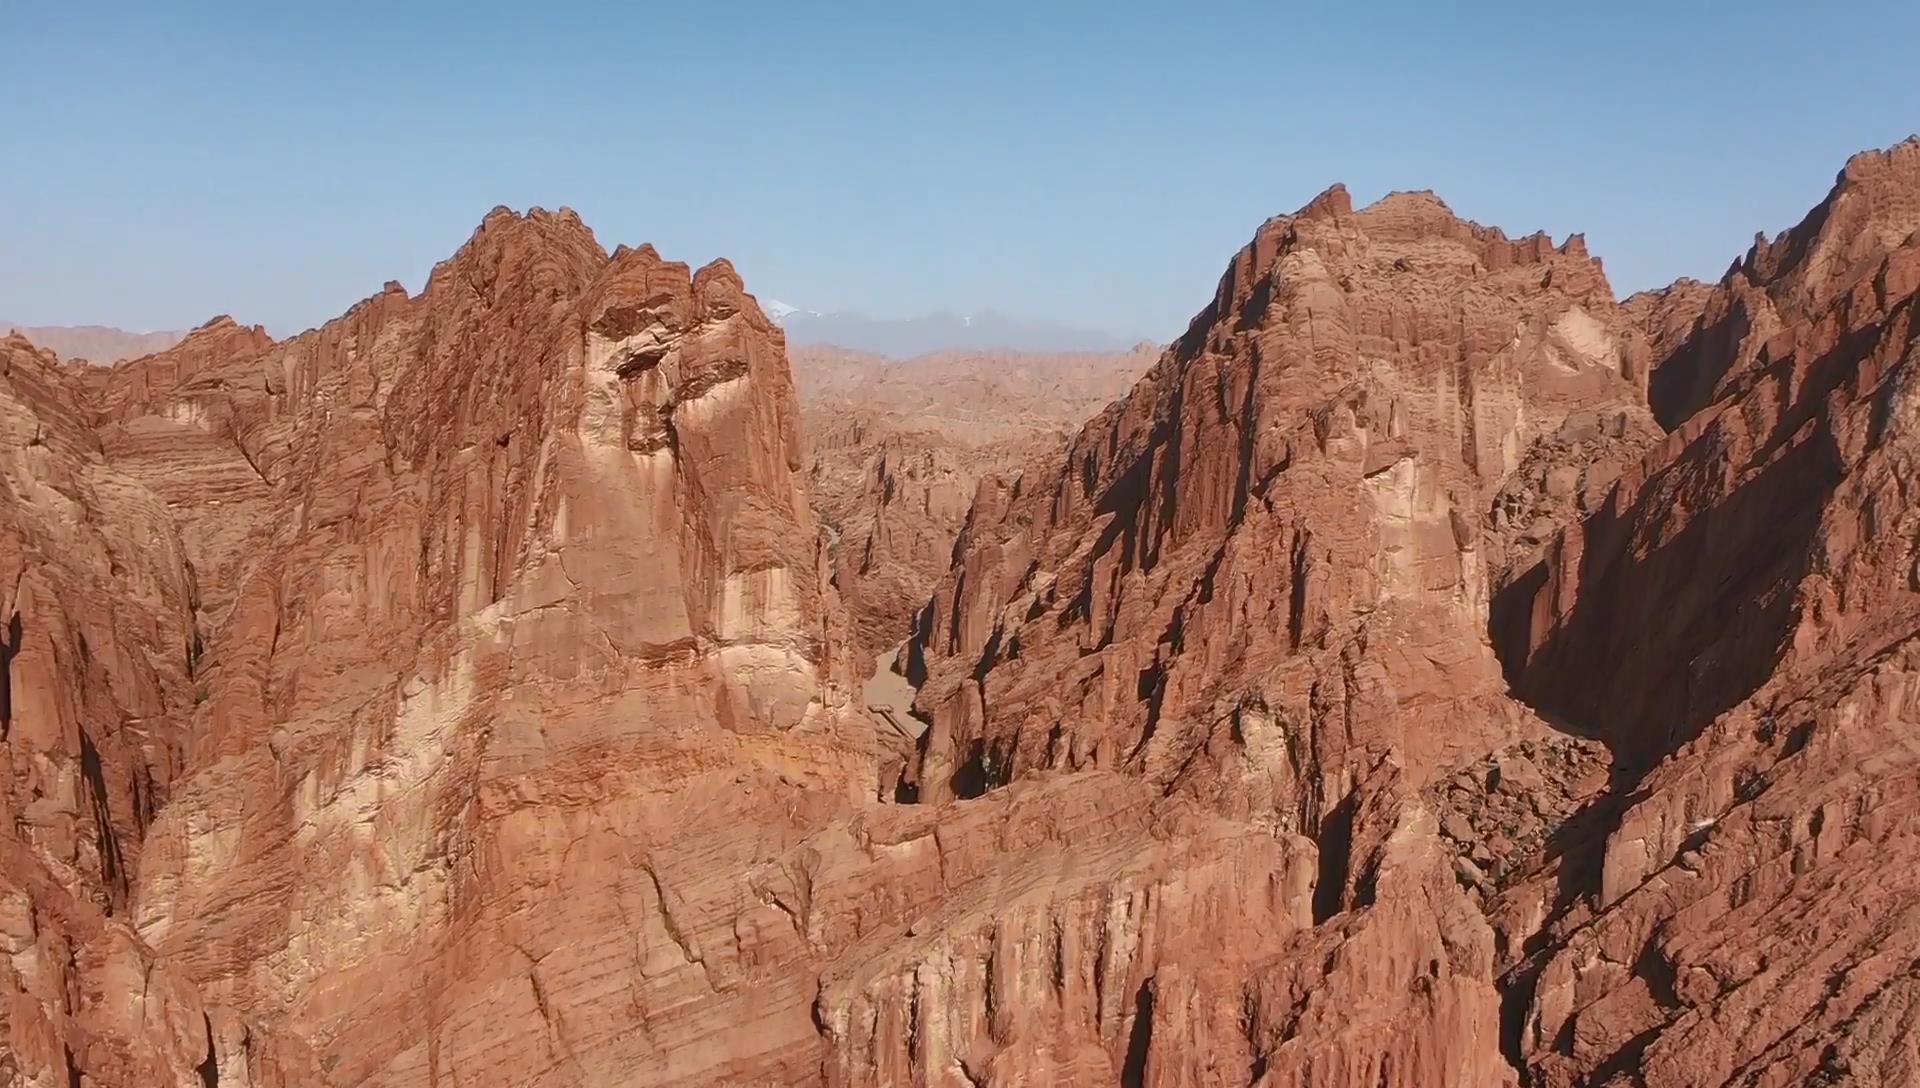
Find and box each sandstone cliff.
[1,331,322,1086]
[6,139,1920,1088]
[895,182,1659,1085]
[1494,136,1920,1087]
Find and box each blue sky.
[3,1,1917,340]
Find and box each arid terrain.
[3,138,1920,1088]
[1,323,186,364]
[794,343,1155,663]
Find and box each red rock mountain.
[3,138,1919,1087]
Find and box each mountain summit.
[6,142,1920,1086]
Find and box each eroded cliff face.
[1,332,323,1086]
[1494,137,1920,1087]
[4,207,876,1087]
[114,210,886,1088]
[904,184,1654,805]
[890,183,1661,1085]
[9,139,1920,1088]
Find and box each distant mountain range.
[764,302,1137,358]
[1,321,186,363]
[6,307,1134,364]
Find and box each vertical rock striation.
[7,139,1920,1087]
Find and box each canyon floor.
[4,139,1920,1087]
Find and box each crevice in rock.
[906,975,922,1071]
[951,739,1008,800]
[1497,957,1543,1081]
[1287,530,1313,649]
[1242,989,1271,1083]
[891,774,920,805]
[1582,1024,1662,1086]
[1227,341,1266,532]
[80,730,129,912]
[197,1013,220,1088]
[131,759,159,835]
[675,357,751,402]
[644,862,702,969]
[614,343,669,379]
[0,611,19,738]
[1120,976,1156,1088]
[1133,656,1167,759]
[1312,790,1360,925]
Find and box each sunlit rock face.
[889,182,1655,1085]
[8,139,1920,1088]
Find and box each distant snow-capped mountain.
[762,299,817,321]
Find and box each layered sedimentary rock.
[9,138,1920,1088]
[896,183,1660,1084]
[0,333,322,1086]
[794,345,1154,662]
[109,210,885,1087]
[1494,137,1920,1086]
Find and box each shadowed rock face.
[891,181,1660,1085]
[1492,136,1920,1088]
[6,139,1920,1088]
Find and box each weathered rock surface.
[8,138,1920,1088]
[1,333,322,1087]
[905,183,1654,803]
[896,182,1658,1084]
[1495,136,1920,1087]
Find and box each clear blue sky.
[4,1,1917,340]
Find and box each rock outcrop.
[895,182,1658,1084]
[1,332,323,1087]
[5,207,876,1086]
[8,138,1920,1088]
[905,184,1655,803]
[1494,136,1920,1087]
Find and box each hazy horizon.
[5,2,1918,342]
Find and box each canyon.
[794,342,1155,664]
[2,138,1919,1087]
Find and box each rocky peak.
[865,176,1666,1085]
[1740,135,1920,301]
[1649,135,1920,427]
[422,204,610,310]
[1,207,868,1087]
[904,177,1653,814]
